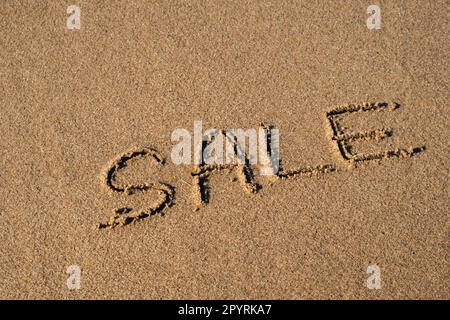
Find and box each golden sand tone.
[0,1,448,299]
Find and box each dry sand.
[0,0,448,299]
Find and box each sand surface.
[0,0,448,299]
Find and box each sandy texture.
[0,0,448,299]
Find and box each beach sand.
[0,0,448,299]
